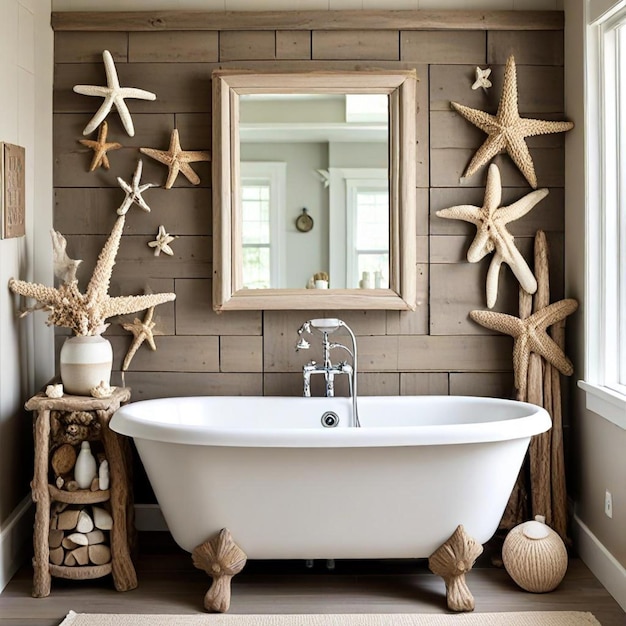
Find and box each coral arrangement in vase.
[8,214,176,395]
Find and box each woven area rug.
[60,611,601,625]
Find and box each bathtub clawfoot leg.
[428,524,483,612]
[192,528,247,612]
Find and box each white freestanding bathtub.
[111,395,550,561]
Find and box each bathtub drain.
[321,411,340,428]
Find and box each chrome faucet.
[296,318,360,427]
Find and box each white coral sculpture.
[8,214,176,336]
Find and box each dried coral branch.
[8,216,176,336]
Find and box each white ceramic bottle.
[99,459,110,491]
[74,441,97,489]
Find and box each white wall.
[0,0,53,593]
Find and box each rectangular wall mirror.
[212,69,417,311]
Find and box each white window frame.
[580,0,626,429]
[240,161,287,289]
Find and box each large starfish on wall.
[73,49,156,137]
[117,160,156,216]
[470,298,578,400]
[78,121,122,172]
[436,164,548,308]
[140,129,211,189]
[451,55,574,189]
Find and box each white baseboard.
[134,504,168,532]
[573,513,626,612]
[0,495,33,594]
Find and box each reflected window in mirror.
[240,162,286,289]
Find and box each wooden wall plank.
[219,31,276,62]
[415,65,429,189]
[220,336,263,373]
[55,32,128,63]
[449,372,515,398]
[312,30,399,61]
[399,372,449,395]
[263,373,304,396]
[109,335,220,372]
[401,31,486,64]
[54,63,212,114]
[430,148,565,188]
[55,188,211,236]
[488,30,564,66]
[429,64,566,113]
[51,11,564,33]
[276,31,311,60]
[416,189,429,236]
[129,31,218,62]
[119,372,263,400]
[397,335,514,372]
[429,262,520,336]
[175,279,262,336]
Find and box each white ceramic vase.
[60,335,113,396]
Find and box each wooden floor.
[1,533,624,626]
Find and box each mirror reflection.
[239,93,389,290]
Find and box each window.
[581,1,626,428]
[239,162,286,289]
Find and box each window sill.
[578,381,626,430]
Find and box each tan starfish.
[78,121,122,172]
[121,306,160,371]
[436,164,547,308]
[140,129,211,189]
[469,298,578,399]
[451,55,574,188]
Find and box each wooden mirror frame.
[212,69,417,311]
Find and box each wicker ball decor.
[502,515,568,593]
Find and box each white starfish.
[472,66,492,91]
[73,49,156,137]
[436,164,548,308]
[148,225,176,256]
[116,160,156,216]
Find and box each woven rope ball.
[502,515,568,593]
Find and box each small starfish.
[436,164,548,308]
[73,49,156,137]
[148,225,176,256]
[78,121,122,172]
[471,66,492,91]
[451,55,574,188]
[470,298,578,399]
[121,306,160,371]
[140,129,211,189]
[117,160,156,216]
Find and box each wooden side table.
[25,387,137,597]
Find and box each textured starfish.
[117,160,156,216]
[78,121,122,171]
[73,49,156,137]
[470,298,578,399]
[472,66,492,91]
[121,306,160,371]
[451,55,574,188]
[148,225,175,256]
[8,215,176,336]
[436,164,548,308]
[140,129,211,189]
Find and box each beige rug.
[60,611,601,626]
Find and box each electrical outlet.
[605,490,613,519]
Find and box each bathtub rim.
[110,395,551,448]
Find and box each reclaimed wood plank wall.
[52,12,566,408]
